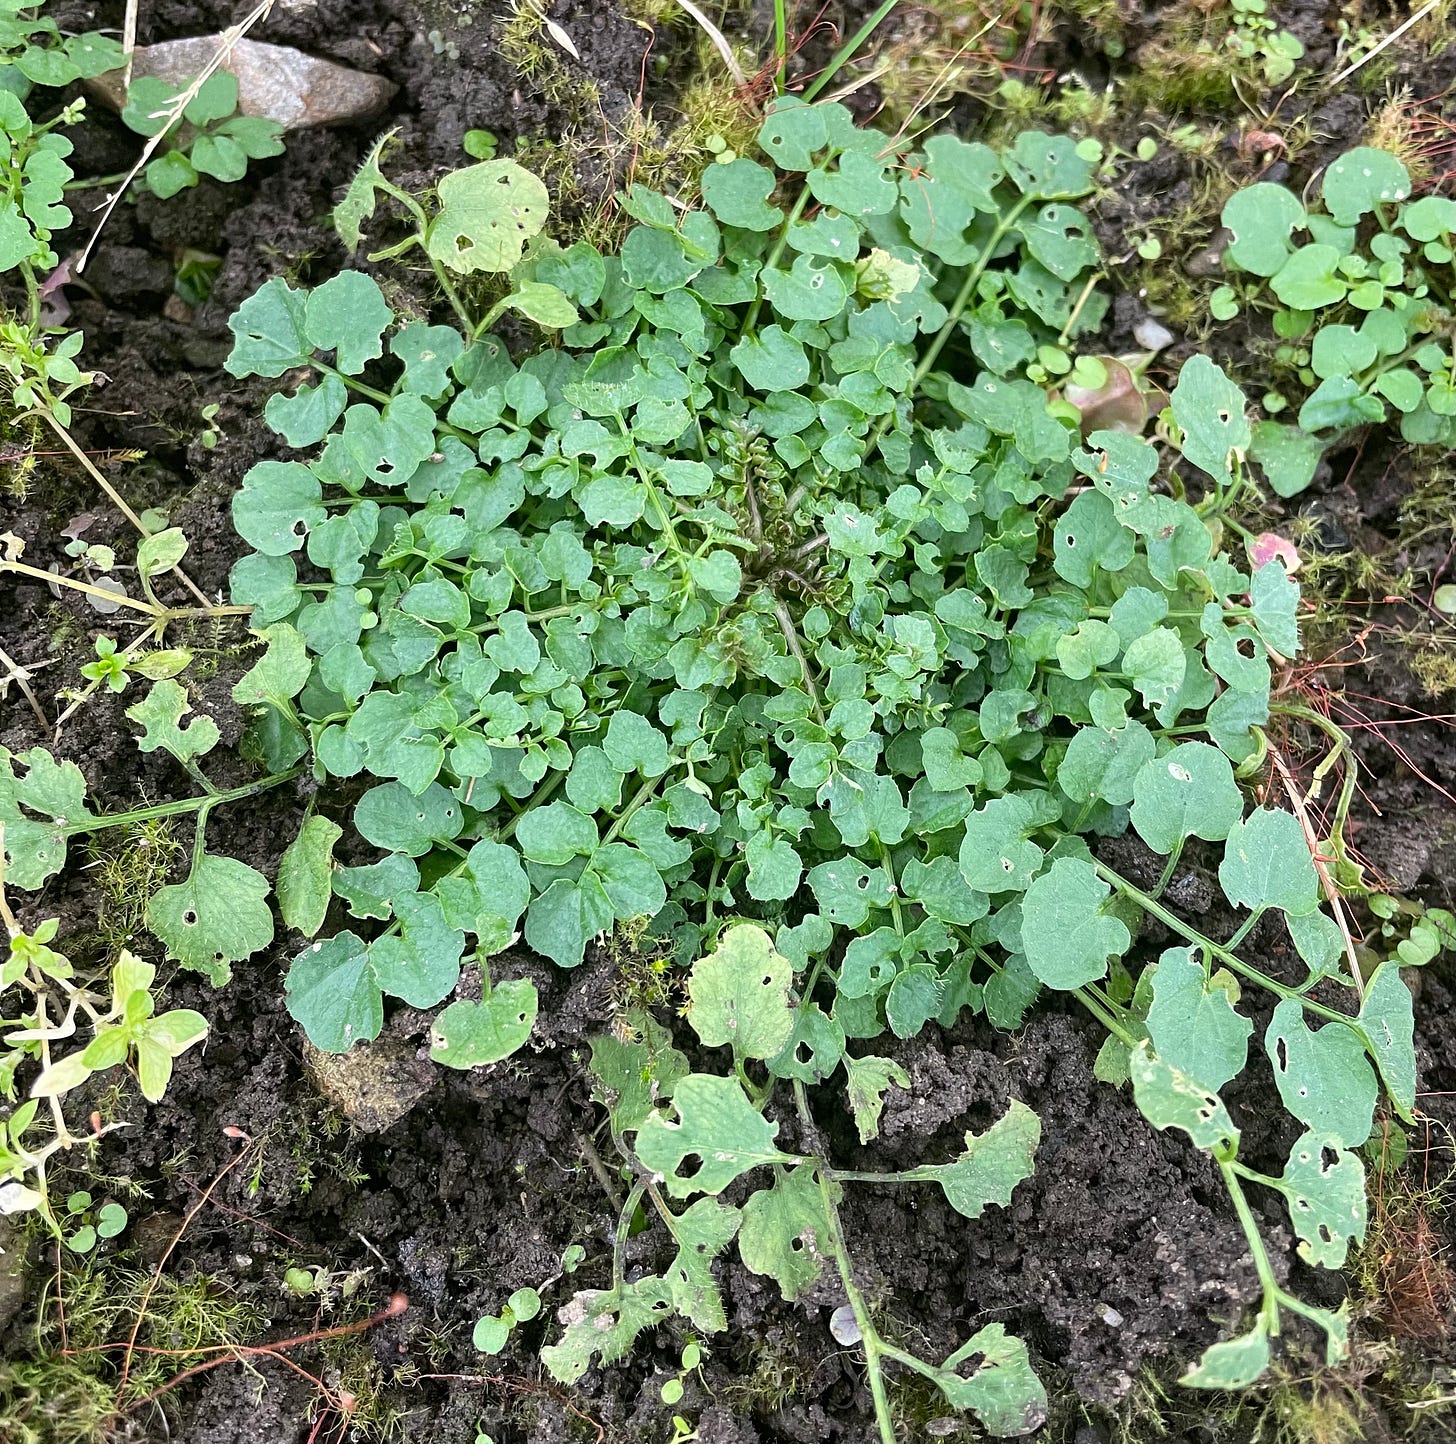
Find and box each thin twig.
[1267,742,1365,1001]
[673,0,747,86]
[122,0,139,89]
[1333,0,1439,84]
[79,0,277,270]
[0,643,51,737]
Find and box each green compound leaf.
[1130,1041,1240,1155]
[428,160,549,275]
[1145,948,1252,1092]
[125,680,220,765]
[225,277,309,377]
[1354,962,1417,1119]
[920,1099,1041,1218]
[737,1164,833,1302]
[664,1196,741,1332]
[302,271,392,373]
[843,1054,910,1144]
[1128,741,1244,855]
[1181,1319,1271,1390]
[1264,1000,1377,1149]
[1170,355,1250,490]
[1321,147,1411,226]
[635,1073,797,1198]
[686,924,794,1062]
[429,980,538,1068]
[1274,1132,1367,1269]
[147,853,274,986]
[1218,808,1320,916]
[959,794,1044,894]
[1022,858,1129,989]
[1222,183,1306,276]
[924,1323,1049,1437]
[277,815,342,939]
[541,1276,673,1386]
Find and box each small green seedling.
[472,1286,541,1354]
[60,1190,127,1253]
[660,1340,703,1406]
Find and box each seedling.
[1218,147,1456,492]
[60,1191,127,1253]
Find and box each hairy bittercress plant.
[217,97,1425,1432]
[1216,147,1456,493]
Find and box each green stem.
[612,1177,649,1297]
[1218,1156,1282,1334]
[773,0,788,91]
[743,187,812,333]
[802,0,901,102]
[1094,861,1354,1028]
[792,1081,897,1444]
[56,770,301,838]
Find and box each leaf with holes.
[1130,1041,1240,1155]
[635,1074,798,1198]
[917,1100,1041,1218]
[924,1323,1049,1437]
[428,160,549,274]
[1273,1132,1367,1269]
[1264,1000,1376,1149]
[147,853,274,986]
[686,924,794,1062]
[1128,742,1244,855]
[1170,356,1250,490]
[843,1054,910,1143]
[738,1164,834,1302]
[429,980,538,1068]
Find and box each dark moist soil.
[3,4,1456,1443]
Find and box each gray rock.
[303,1036,436,1133]
[1133,317,1175,352]
[90,38,396,130]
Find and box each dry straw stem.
[1332,0,1440,85]
[0,642,51,735]
[674,0,747,87]
[79,0,277,270]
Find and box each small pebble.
[1133,317,1174,352]
[829,1303,861,1344]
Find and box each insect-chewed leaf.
[1128,741,1243,855]
[277,814,342,938]
[1222,183,1306,276]
[126,680,220,766]
[843,1054,910,1143]
[231,461,324,557]
[1130,1041,1240,1155]
[1170,355,1250,490]
[921,1099,1040,1218]
[147,853,274,986]
[1,748,93,888]
[1218,808,1320,916]
[1021,858,1129,989]
[589,1011,690,1135]
[664,1196,741,1331]
[738,1165,834,1302]
[225,276,310,377]
[959,794,1044,893]
[767,1002,845,1083]
[1274,1131,1367,1269]
[635,1074,796,1198]
[429,980,538,1068]
[1355,962,1416,1118]
[1264,1000,1376,1149]
[1145,948,1252,1092]
[427,160,549,275]
[926,1323,1048,1437]
[540,1276,674,1386]
[1181,1318,1271,1389]
[303,272,392,374]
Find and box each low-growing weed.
[209,92,1441,1437]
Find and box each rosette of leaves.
[120,70,284,199]
[222,98,1421,1391]
[1215,147,1456,494]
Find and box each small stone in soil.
[89,38,397,129]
